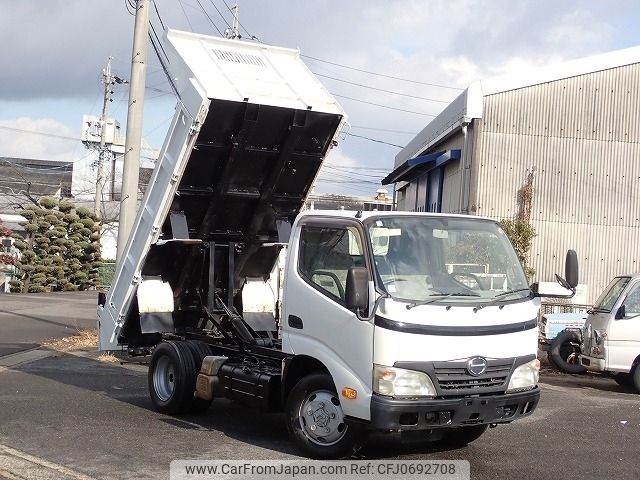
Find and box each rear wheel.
[549,330,587,374]
[285,374,362,459]
[185,340,214,412]
[441,424,488,448]
[148,341,197,415]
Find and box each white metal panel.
[163,29,343,115]
[98,82,209,350]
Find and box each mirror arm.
[356,293,390,321]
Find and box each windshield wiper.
[406,292,481,310]
[473,288,532,312]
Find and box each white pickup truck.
[98,29,578,458]
[580,275,640,391]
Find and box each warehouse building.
[383,46,640,302]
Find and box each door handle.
[288,315,303,329]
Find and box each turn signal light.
[341,387,357,399]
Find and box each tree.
[11,197,102,293]
[500,168,537,281]
[0,220,16,267]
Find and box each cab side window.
[299,225,364,302]
[622,287,640,317]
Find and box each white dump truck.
[98,29,578,458]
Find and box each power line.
[177,0,194,31]
[0,125,79,142]
[152,0,165,30]
[194,0,223,36]
[332,93,436,117]
[0,125,158,152]
[323,165,387,178]
[323,163,390,171]
[314,72,451,103]
[346,132,403,148]
[302,54,462,91]
[350,125,417,135]
[208,0,231,29]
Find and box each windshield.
[365,216,529,304]
[592,277,630,312]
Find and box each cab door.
[282,217,374,418]
[607,281,640,372]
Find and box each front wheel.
[285,374,362,459]
[441,424,488,448]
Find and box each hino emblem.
[466,357,488,376]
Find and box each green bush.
[10,199,101,293]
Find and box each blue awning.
[381,149,461,185]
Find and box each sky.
[1,0,639,197]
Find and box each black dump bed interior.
[122,99,343,344]
[166,99,342,276]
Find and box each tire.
[441,424,488,448]
[185,341,214,412]
[613,373,634,388]
[633,366,640,393]
[148,341,197,415]
[549,330,587,374]
[285,374,362,459]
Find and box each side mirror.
[615,304,626,320]
[565,250,578,289]
[345,266,369,312]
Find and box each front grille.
[432,358,514,395]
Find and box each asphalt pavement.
[0,293,639,479]
[0,292,96,356]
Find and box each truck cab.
[580,275,640,391]
[282,210,544,444]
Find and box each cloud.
[0,0,635,197]
[0,117,81,161]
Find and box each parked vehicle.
[539,312,587,373]
[98,29,579,458]
[580,275,640,391]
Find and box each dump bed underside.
[164,99,342,276]
[118,99,343,346]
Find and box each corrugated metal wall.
[474,62,640,302]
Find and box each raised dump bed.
[98,29,346,350]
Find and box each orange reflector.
[341,387,357,400]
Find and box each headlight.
[594,329,606,345]
[373,365,436,398]
[506,359,540,393]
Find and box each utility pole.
[95,57,114,219]
[117,0,150,264]
[225,4,241,39]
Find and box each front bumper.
[579,355,606,372]
[369,388,540,431]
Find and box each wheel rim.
[560,341,580,364]
[153,355,176,402]
[298,390,347,446]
